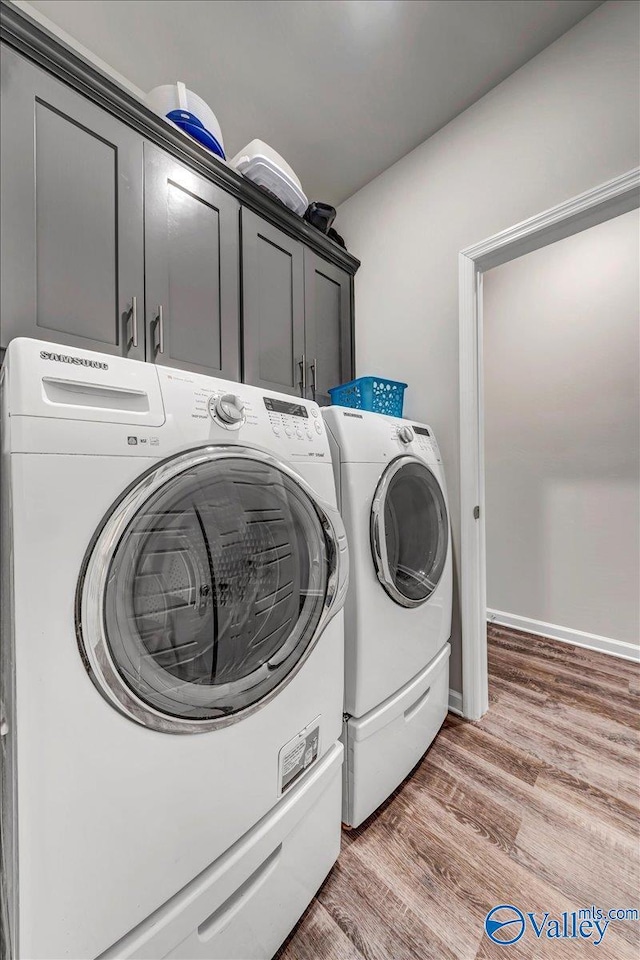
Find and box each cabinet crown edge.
[0,0,360,276]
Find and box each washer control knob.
[398,425,414,444]
[210,393,245,427]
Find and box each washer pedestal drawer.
[100,741,343,960]
[343,644,450,828]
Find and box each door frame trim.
[458,166,640,721]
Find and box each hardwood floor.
[276,625,640,960]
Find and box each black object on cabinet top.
[0,0,359,277]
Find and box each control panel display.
[264,397,309,418]
[413,426,430,437]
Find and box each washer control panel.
[264,396,323,442]
[208,393,246,429]
[156,367,330,459]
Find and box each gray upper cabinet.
[241,211,354,401]
[241,209,305,397]
[0,27,358,379]
[303,252,353,406]
[0,45,145,359]
[144,146,240,379]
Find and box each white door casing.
[458,167,640,721]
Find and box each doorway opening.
[458,168,640,720]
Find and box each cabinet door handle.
[310,357,317,400]
[298,354,306,397]
[128,296,138,349]
[155,305,165,355]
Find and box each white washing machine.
[0,339,348,960]
[323,406,452,828]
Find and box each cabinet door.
[0,46,144,359]
[144,146,240,379]
[303,252,353,406]
[241,210,305,396]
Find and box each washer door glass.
[93,454,331,724]
[371,458,448,607]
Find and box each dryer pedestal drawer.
[343,644,450,828]
[101,742,343,960]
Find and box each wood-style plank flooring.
[276,625,640,960]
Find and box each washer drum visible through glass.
[76,446,348,733]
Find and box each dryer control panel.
[390,423,441,462]
[323,405,442,467]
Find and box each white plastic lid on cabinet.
[230,140,308,216]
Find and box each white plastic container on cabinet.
[146,82,225,159]
[230,140,308,215]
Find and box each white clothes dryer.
[323,406,451,827]
[0,339,348,960]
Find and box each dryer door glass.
[94,454,332,724]
[371,458,448,607]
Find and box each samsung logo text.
[40,350,108,371]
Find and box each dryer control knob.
[211,393,245,427]
[398,425,414,444]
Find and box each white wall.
[336,1,640,690]
[484,210,639,645]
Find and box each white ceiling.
[24,0,603,205]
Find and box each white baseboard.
[448,689,463,716]
[487,609,640,663]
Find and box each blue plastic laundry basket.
[328,376,407,417]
